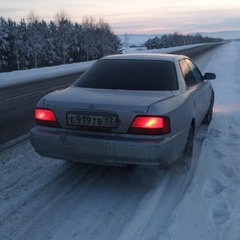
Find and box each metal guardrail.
[170,42,225,59]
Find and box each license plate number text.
[67,113,117,127]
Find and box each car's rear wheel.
[203,91,214,124]
[183,125,194,170]
[172,125,194,172]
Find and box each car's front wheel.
[203,91,214,124]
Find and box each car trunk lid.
[43,86,174,133]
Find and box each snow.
[162,41,240,240]
[0,61,96,88]
[1,41,240,239]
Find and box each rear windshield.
[74,59,178,91]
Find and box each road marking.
[4,92,40,103]
[3,84,69,103]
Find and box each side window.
[185,59,203,84]
[179,59,196,87]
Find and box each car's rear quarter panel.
[147,90,194,159]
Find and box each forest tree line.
[144,32,223,49]
[0,13,123,72]
[0,11,224,73]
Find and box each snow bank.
[0,61,95,88]
[161,41,240,240]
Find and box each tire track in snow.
[0,162,103,240]
[0,127,206,240]
[0,140,165,240]
[117,137,204,240]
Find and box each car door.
[185,59,213,121]
[179,59,204,126]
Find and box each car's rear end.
[30,54,187,167]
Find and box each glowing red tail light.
[128,116,170,135]
[35,108,60,128]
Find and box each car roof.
[101,53,188,62]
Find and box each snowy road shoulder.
[162,41,240,240]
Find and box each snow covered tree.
[171,32,185,46]
[144,36,163,49]
[144,33,223,50]
[0,17,9,72]
[160,34,172,48]
[0,14,123,72]
[96,18,122,57]
[71,22,84,62]
[26,10,45,68]
[11,19,28,70]
[54,10,74,64]
[81,16,98,61]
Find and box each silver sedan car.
[30,54,216,170]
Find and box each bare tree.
[27,9,40,24]
[55,10,70,24]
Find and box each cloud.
[1,0,240,34]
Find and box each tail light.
[35,108,60,128]
[128,116,170,135]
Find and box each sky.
[1,0,240,35]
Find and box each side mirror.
[203,72,216,80]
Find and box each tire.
[171,125,194,173]
[183,125,194,170]
[203,91,214,124]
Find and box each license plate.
[67,113,117,127]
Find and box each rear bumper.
[30,126,187,168]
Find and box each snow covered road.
[0,134,204,240]
[1,41,240,240]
